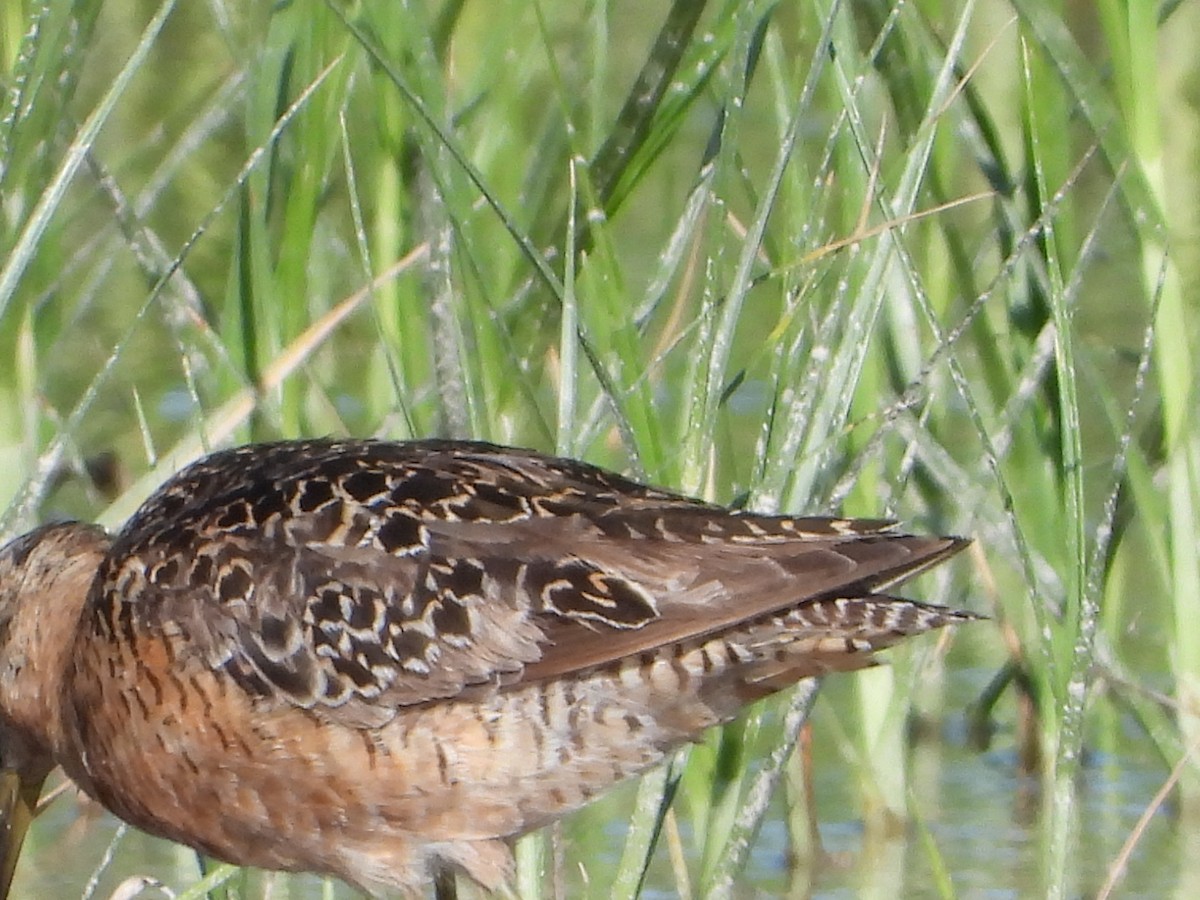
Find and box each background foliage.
[1,0,1196,897]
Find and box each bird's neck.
[0,524,109,783]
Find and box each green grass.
[0,0,1194,897]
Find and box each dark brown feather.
[87,439,970,726]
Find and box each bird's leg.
[433,867,458,900]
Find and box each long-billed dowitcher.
[0,439,972,895]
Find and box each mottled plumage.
[0,439,972,896]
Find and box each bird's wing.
[92,439,965,728]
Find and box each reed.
[0,1,1188,896]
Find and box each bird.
[0,438,973,897]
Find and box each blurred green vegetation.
[1,0,1196,897]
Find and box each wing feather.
[91,439,967,728]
